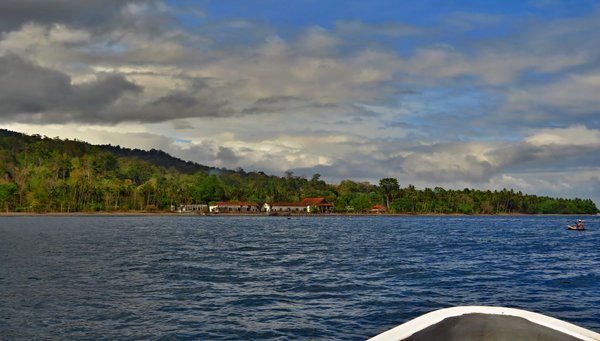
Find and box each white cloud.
[526,125,600,146]
[296,26,341,55]
[489,174,531,190]
[48,24,91,44]
[488,170,600,203]
[401,143,495,182]
[506,72,600,115]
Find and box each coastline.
[0,211,593,217]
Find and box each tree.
[379,178,399,209]
[0,183,17,212]
[193,175,225,203]
[350,192,375,213]
[1,129,598,215]
[391,197,413,213]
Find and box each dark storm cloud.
[0,55,237,124]
[126,91,230,123]
[490,142,600,173]
[101,74,232,123]
[0,55,141,122]
[0,54,70,113]
[242,96,359,117]
[69,74,142,112]
[164,142,242,169]
[0,0,156,32]
[242,96,307,114]
[216,147,240,165]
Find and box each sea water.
[1,215,599,340]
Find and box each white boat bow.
[368,306,600,341]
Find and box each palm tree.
[379,178,399,209]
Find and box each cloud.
[0,54,71,113]
[69,73,142,113]
[0,54,141,123]
[489,169,600,204]
[2,4,596,131]
[281,125,600,187]
[216,146,240,165]
[0,0,158,32]
[397,127,600,184]
[128,87,230,123]
[444,12,505,31]
[240,95,343,115]
[0,54,239,124]
[401,144,495,182]
[503,72,600,124]
[525,125,600,146]
[335,20,425,37]
[296,26,342,56]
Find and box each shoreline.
[0,211,594,217]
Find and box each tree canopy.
[0,129,597,214]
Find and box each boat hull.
[368,306,600,341]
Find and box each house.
[301,197,333,213]
[174,204,208,213]
[209,202,259,213]
[371,204,385,213]
[263,202,309,213]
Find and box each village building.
[262,202,309,213]
[209,202,259,213]
[179,198,333,214]
[301,197,333,213]
[173,204,208,213]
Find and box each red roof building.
[263,202,309,213]
[301,197,333,213]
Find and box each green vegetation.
[0,129,598,214]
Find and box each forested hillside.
[0,129,597,214]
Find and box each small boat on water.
[567,219,586,231]
[368,306,600,341]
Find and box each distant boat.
[368,306,600,341]
[567,219,586,231]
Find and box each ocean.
[1,215,599,340]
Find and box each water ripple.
[0,215,599,340]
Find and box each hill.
[0,128,597,214]
[0,129,217,175]
[97,145,214,175]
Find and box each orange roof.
[269,202,307,207]
[372,205,383,209]
[301,198,332,206]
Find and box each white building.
[209,202,259,213]
[262,202,309,213]
[174,204,207,213]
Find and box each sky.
[1,0,600,205]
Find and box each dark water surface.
[1,215,599,340]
